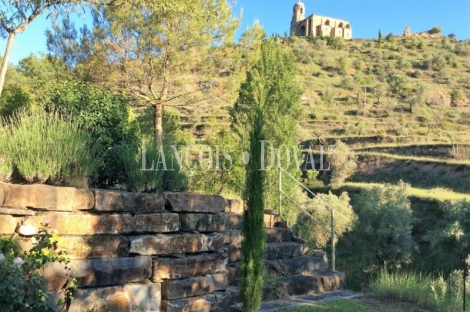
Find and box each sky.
[1,0,469,65]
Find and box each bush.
[1,109,100,187]
[328,141,357,188]
[430,26,442,34]
[347,181,417,272]
[0,227,70,311]
[47,81,140,187]
[295,191,356,250]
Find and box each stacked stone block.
[0,182,344,312]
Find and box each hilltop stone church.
[290,1,352,39]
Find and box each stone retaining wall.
[0,182,308,312]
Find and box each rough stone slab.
[272,271,345,296]
[0,214,19,234]
[94,189,137,212]
[311,250,327,258]
[220,213,242,230]
[265,256,328,278]
[42,256,152,290]
[266,228,293,243]
[1,183,93,211]
[129,234,205,256]
[23,213,134,235]
[18,235,130,259]
[134,213,179,233]
[293,236,307,244]
[226,265,240,286]
[202,233,225,251]
[151,254,227,282]
[138,193,165,214]
[222,230,242,245]
[0,184,5,206]
[225,199,244,214]
[266,242,306,260]
[227,244,240,263]
[0,207,35,216]
[165,193,226,213]
[179,213,225,232]
[161,289,239,312]
[161,273,228,300]
[58,235,129,259]
[264,214,282,228]
[68,282,161,312]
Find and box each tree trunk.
[153,102,163,149]
[0,32,16,96]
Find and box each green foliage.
[0,84,35,116]
[1,109,100,187]
[450,88,465,104]
[430,26,443,34]
[345,181,417,272]
[0,227,71,312]
[372,84,387,104]
[431,54,447,71]
[295,191,356,250]
[277,299,375,312]
[386,72,408,98]
[328,141,357,188]
[338,56,350,75]
[231,38,303,219]
[47,81,140,187]
[370,269,468,312]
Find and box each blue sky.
[1,0,469,65]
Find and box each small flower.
[13,257,24,266]
[0,254,4,262]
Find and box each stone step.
[227,255,328,286]
[222,228,293,245]
[227,241,307,263]
[161,288,239,312]
[161,273,229,300]
[219,213,283,230]
[263,271,345,300]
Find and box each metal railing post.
[331,208,335,272]
[278,166,282,216]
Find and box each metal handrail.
[278,166,336,271]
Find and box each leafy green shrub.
[430,26,442,34]
[0,227,70,311]
[47,81,140,187]
[328,141,357,188]
[295,191,356,250]
[347,181,417,272]
[1,109,100,187]
[412,69,423,78]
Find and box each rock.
[1,183,94,211]
[68,282,161,312]
[264,214,282,228]
[165,193,226,213]
[57,235,129,259]
[272,271,345,296]
[202,233,225,251]
[17,224,37,236]
[161,289,239,312]
[266,228,293,242]
[265,255,328,278]
[311,250,327,258]
[161,274,228,300]
[0,207,35,216]
[225,199,244,214]
[42,256,152,290]
[151,254,227,282]
[227,244,240,263]
[179,213,225,232]
[23,213,134,235]
[0,184,5,206]
[222,230,242,245]
[0,215,19,234]
[134,213,179,233]
[94,189,137,212]
[265,242,306,260]
[292,236,307,244]
[137,193,165,214]
[226,265,240,286]
[129,234,205,256]
[220,213,242,230]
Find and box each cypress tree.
[378,30,383,43]
[239,107,266,312]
